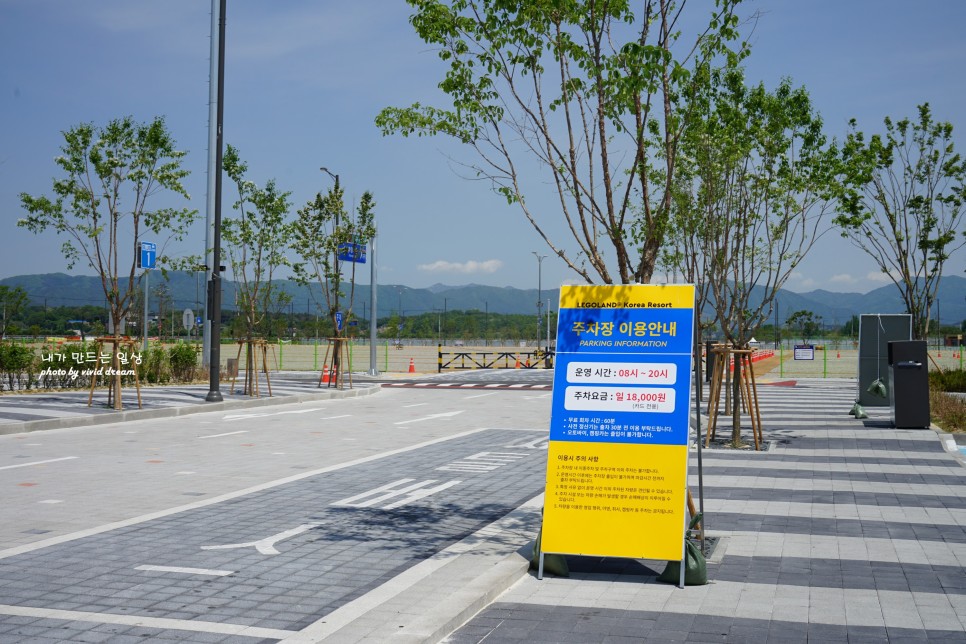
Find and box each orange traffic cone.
[408,358,415,373]
[321,364,330,383]
[514,356,521,368]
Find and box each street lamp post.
[532,252,547,352]
[205,0,227,403]
[368,227,378,375]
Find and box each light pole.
[205,0,226,403]
[532,252,546,352]
[367,225,378,375]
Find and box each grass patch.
[930,368,966,433]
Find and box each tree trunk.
[730,357,742,445]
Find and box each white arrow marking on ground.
[393,410,464,425]
[201,523,321,555]
[0,456,78,471]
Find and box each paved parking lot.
[2,371,965,642]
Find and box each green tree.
[153,283,173,340]
[676,70,837,349]
[673,69,838,445]
[841,315,860,338]
[835,104,966,340]
[376,0,748,285]
[222,144,294,342]
[19,117,198,339]
[19,116,197,405]
[291,181,376,343]
[785,310,822,345]
[0,286,28,340]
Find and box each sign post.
[138,241,157,351]
[541,284,695,574]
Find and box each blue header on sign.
[555,307,693,354]
[548,286,695,447]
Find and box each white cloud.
[829,274,859,286]
[417,259,504,274]
[866,270,894,285]
[784,271,817,291]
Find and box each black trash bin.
[887,340,930,429]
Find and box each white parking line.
[403,403,428,408]
[198,430,248,440]
[0,603,295,640]
[276,408,325,415]
[394,411,464,426]
[136,565,235,577]
[465,392,496,400]
[0,456,78,471]
[222,413,265,420]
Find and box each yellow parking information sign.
[542,284,695,562]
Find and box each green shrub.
[37,342,92,389]
[930,368,966,393]
[168,342,198,382]
[0,342,39,391]
[139,345,170,384]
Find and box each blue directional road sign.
[337,242,366,263]
[138,241,157,270]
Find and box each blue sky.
[1,0,964,295]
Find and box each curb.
[283,496,544,643]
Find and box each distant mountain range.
[2,272,965,327]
